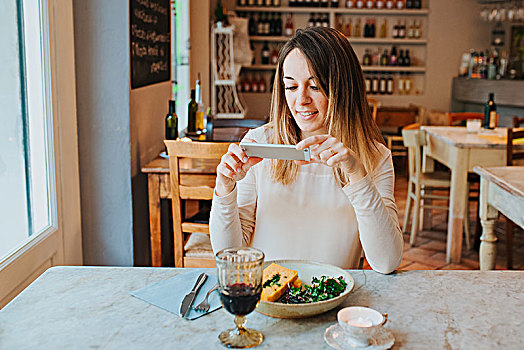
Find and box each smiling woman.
[210,27,403,274]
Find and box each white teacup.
[337,306,387,347]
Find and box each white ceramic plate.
[256,260,354,319]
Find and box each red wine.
[220,283,261,316]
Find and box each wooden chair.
[505,127,524,268]
[513,116,524,128]
[205,117,266,142]
[402,124,471,247]
[447,112,499,127]
[164,140,231,267]
[367,97,378,121]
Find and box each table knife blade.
[180,272,208,318]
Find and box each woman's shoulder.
[243,123,272,143]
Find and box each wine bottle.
[187,89,198,133]
[195,73,205,132]
[386,74,394,95]
[165,100,178,140]
[380,49,389,66]
[483,93,497,129]
[379,75,387,95]
[389,46,398,66]
[371,73,379,95]
[261,41,270,64]
[404,49,411,66]
[285,14,294,36]
[398,49,404,66]
[331,0,339,7]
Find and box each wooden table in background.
[141,156,219,267]
[474,166,524,270]
[421,127,513,264]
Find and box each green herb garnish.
[281,276,347,304]
[263,273,281,288]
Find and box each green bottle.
[187,89,198,133]
[483,93,496,129]
[165,100,178,140]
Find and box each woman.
[209,27,403,273]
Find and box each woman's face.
[282,48,328,139]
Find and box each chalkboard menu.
[130,0,171,89]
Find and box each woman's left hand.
[296,135,367,179]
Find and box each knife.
[180,273,208,318]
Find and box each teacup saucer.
[324,323,395,350]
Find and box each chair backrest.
[401,123,424,178]
[164,140,231,267]
[367,98,378,121]
[205,117,267,141]
[513,116,524,128]
[447,112,484,126]
[507,128,524,166]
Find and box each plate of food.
[256,260,354,318]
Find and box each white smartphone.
[240,143,311,161]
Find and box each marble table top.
[421,126,513,149]
[1,267,523,349]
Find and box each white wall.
[73,0,134,266]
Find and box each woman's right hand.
[215,139,263,197]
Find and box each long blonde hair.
[268,27,384,187]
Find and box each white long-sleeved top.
[209,127,403,273]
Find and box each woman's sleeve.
[209,135,259,254]
[342,147,403,274]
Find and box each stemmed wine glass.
[215,247,265,349]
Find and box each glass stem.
[234,315,247,333]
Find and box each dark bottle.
[413,0,421,8]
[398,49,404,66]
[483,93,497,129]
[406,0,412,9]
[364,20,370,37]
[362,49,372,66]
[331,0,339,7]
[276,13,282,36]
[380,49,389,66]
[165,100,178,140]
[261,41,270,64]
[248,14,256,36]
[404,49,411,66]
[187,89,198,133]
[389,46,398,66]
[370,19,376,37]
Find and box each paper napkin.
[130,270,222,320]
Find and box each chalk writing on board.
[130,0,170,89]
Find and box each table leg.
[422,149,435,230]
[478,177,499,270]
[148,174,162,267]
[447,149,468,264]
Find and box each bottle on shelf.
[386,73,394,95]
[265,0,272,7]
[379,19,387,38]
[248,0,255,5]
[165,100,178,140]
[250,41,256,64]
[397,49,404,66]
[365,0,374,9]
[407,21,414,39]
[398,20,406,39]
[261,41,270,64]
[365,75,371,94]
[187,89,198,133]
[389,46,398,66]
[356,0,364,8]
[274,0,281,7]
[239,0,247,7]
[275,13,282,36]
[372,49,379,66]
[259,74,267,93]
[354,18,362,37]
[404,49,411,66]
[322,14,329,27]
[345,18,352,37]
[257,13,265,35]
[376,0,384,8]
[380,49,389,66]
[379,75,387,94]
[404,73,412,94]
[414,20,422,39]
[285,14,294,37]
[392,21,399,39]
[395,0,404,9]
[251,74,259,92]
[271,46,279,65]
[397,72,405,95]
[321,0,329,7]
[364,19,370,37]
[371,73,379,94]
[195,73,205,132]
[256,0,264,6]
[483,93,497,129]
[315,14,323,27]
[346,0,354,8]
[242,74,251,92]
[362,49,372,66]
[331,0,339,8]
[413,0,421,9]
[309,13,316,27]
[385,0,394,9]
[406,0,412,9]
[289,0,296,6]
[248,13,256,36]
